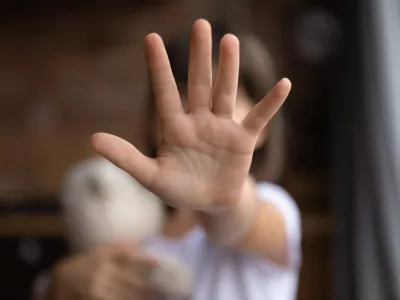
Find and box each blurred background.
[1,0,398,299]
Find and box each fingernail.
[279,77,291,85]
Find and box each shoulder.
[256,181,299,216]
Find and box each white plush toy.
[61,156,166,252]
[32,156,193,300]
[62,156,193,298]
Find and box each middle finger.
[187,19,213,113]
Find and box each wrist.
[199,177,258,246]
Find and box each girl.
[46,19,301,300]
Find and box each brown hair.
[148,21,286,183]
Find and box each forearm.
[200,177,289,266]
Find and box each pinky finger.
[241,78,291,135]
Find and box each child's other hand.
[53,243,159,300]
[90,19,291,211]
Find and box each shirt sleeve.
[256,181,302,268]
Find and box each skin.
[49,19,292,300]
[161,87,271,239]
[50,243,159,300]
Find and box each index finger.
[145,33,184,120]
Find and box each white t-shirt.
[145,181,302,300]
[32,182,301,300]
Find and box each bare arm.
[200,177,289,266]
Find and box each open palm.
[91,19,291,211]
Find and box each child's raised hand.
[91,19,291,211]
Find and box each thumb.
[90,133,158,188]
